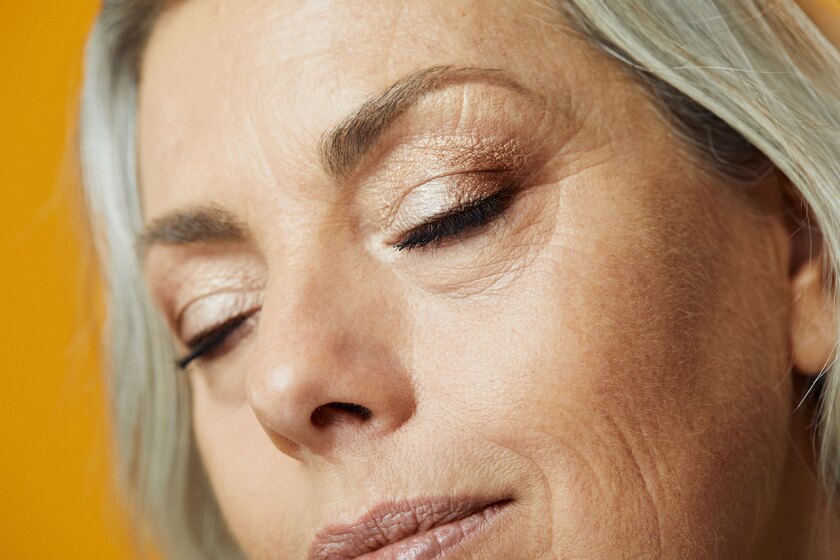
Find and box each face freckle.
[136,1,806,559]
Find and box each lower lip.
[357,500,512,560]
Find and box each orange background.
[0,2,137,559]
[0,2,836,560]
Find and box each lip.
[308,496,513,560]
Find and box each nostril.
[310,402,374,428]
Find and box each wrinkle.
[431,403,558,557]
[605,408,665,558]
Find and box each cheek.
[414,173,791,557]
[189,376,307,558]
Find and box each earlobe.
[789,255,837,377]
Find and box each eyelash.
[394,186,517,251]
[175,188,517,369]
[176,310,258,370]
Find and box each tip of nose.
[310,402,374,428]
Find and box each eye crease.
[394,186,518,252]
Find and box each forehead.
[136,0,603,221]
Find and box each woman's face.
[138,1,801,558]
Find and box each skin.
[137,1,840,558]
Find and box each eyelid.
[176,308,260,370]
[384,169,520,245]
[176,289,264,345]
[394,183,518,252]
[365,131,531,233]
[382,167,507,229]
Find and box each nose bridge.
[287,241,379,338]
[246,240,415,461]
[271,238,391,350]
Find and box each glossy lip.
[308,496,513,560]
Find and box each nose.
[245,247,416,462]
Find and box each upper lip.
[308,495,509,560]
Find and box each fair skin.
[138,1,839,558]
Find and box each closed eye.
[394,186,517,252]
[176,309,260,370]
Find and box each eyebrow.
[138,204,249,256]
[318,65,537,180]
[139,65,536,255]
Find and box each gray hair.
[79,1,840,557]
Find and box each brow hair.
[137,204,248,255]
[317,65,536,180]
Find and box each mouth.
[308,495,513,560]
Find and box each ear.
[784,181,837,377]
